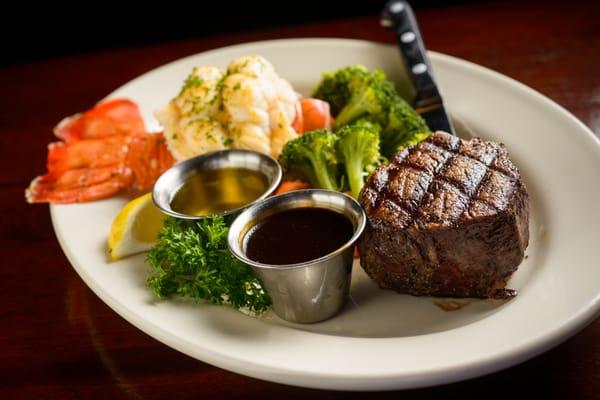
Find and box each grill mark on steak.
[361,132,522,219]
[375,137,510,229]
[390,137,521,222]
[358,131,529,299]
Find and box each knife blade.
[381,0,454,134]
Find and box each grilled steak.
[358,131,529,299]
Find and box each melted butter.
[171,167,268,216]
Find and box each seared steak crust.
[358,131,529,299]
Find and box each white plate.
[51,39,600,390]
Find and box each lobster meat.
[26,99,174,203]
[26,97,332,204]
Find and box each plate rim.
[50,38,600,390]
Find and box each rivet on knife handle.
[382,0,440,107]
[381,1,454,134]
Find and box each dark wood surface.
[2,1,598,398]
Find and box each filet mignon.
[358,131,529,299]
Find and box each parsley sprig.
[146,217,270,314]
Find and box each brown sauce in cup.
[245,208,353,265]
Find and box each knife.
[381,0,454,134]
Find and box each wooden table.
[2,1,598,398]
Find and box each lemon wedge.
[108,193,166,261]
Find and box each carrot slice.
[274,180,311,195]
[300,98,333,133]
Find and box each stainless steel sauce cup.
[152,149,282,220]
[227,189,366,324]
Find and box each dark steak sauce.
[245,208,354,265]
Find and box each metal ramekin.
[152,150,282,220]
[227,189,366,324]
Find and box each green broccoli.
[380,99,430,158]
[333,70,397,129]
[312,64,431,158]
[312,65,370,116]
[336,122,384,198]
[279,130,342,191]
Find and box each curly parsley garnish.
[146,217,270,314]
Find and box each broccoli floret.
[333,70,397,129]
[279,130,342,191]
[313,64,431,158]
[312,65,370,116]
[380,99,430,158]
[336,122,384,198]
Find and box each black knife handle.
[384,0,440,107]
